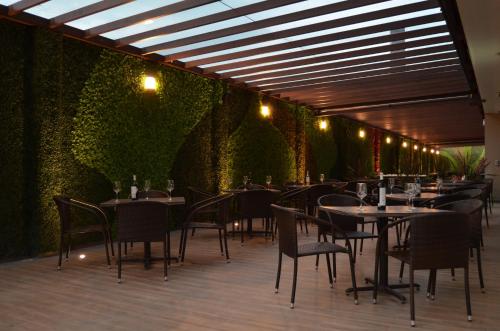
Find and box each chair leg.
[181,227,189,262]
[426,270,433,298]
[57,233,64,270]
[291,258,298,308]
[102,230,111,268]
[484,204,490,228]
[451,268,456,281]
[124,241,127,256]
[315,231,321,270]
[464,265,472,321]
[399,261,405,282]
[178,228,185,259]
[240,219,244,245]
[166,231,171,266]
[332,238,337,282]
[372,252,380,304]
[117,241,122,283]
[325,253,333,287]
[275,252,282,293]
[347,248,358,304]
[410,267,416,327]
[353,239,357,264]
[65,234,71,261]
[431,270,437,299]
[163,238,168,281]
[360,223,364,255]
[108,229,115,257]
[476,247,485,293]
[218,229,224,256]
[223,227,230,262]
[191,228,196,237]
[304,219,309,235]
[299,220,303,232]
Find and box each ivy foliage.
[304,114,337,180]
[72,50,215,189]
[228,94,296,186]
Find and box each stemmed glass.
[436,178,443,195]
[113,181,121,202]
[167,179,174,201]
[243,175,249,190]
[144,179,151,200]
[405,183,416,210]
[266,175,272,189]
[320,173,325,184]
[356,183,367,211]
[388,178,396,194]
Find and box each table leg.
[144,242,151,269]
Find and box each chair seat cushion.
[298,242,347,257]
[388,250,410,263]
[329,231,377,239]
[186,222,222,229]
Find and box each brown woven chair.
[317,194,378,278]
[373,213,472,327]
[178,193,233,263]
[464,185,490,228]
[271,204,358,308]
[235,189,280,244]
[279,186,310,234]
[53,196,113,270]
[115,201,169,283]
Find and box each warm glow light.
[260,105,271,118]
[422,147,427,152]
[319,119,328,130]
[358,129,366,138]
[79,254,86,260]
[143,76,157,91]
[402,141,408,148]
[436,150,440,155]
[414,145,419,150]
[430,148,435,154]
[385,136,392,144]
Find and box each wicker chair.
[421,191,472,208]
[178,193,233,263]
[235,189,280,244]
[271,204,358,308]
[436,199,485,292]
[115,201,169,283]
[317,194,378,278]
[373,213,472,326]
[279,187,310,234]
[53,196,113,270]
[465,184,491,228]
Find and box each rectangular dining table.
[318,205,452,303]
[100,197,185,268]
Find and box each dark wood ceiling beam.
[7,0,47,16]
[261,61,461,93]
[144,0,384,54]
[207,25,448,73]
[239,44,456,83]
[116,0,305,46]
[159,0,438,59]
[221,35,452,78]
[185,13,444,67]
[85,0,218,38]
[49,0,132,28]
[248,51,458,87]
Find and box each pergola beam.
[116,0,305,47]
[85,0,218,38]
[8,0,47,16]
[49,0,132,28]
[185,13,444,67]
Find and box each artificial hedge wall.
[0,20,419,259]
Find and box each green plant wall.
[304,115,337,181]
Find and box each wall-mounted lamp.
[413,144,419,151]
[422,147,427,152]
[430,148,435,154]
[319,119,328,130]
[436,150,440,155]
[402,141,408,148]
[358,129,366,138]
[260,105,271,118]
[385,136,392,144]
[143,75,157,91]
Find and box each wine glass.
[388,178,396,194]
[266,175,272,189]
[405,183,416,211]
[243,175,249,190]
[144,179,151,200]
[113,181,121,202]
[167,179,174,201]
[356,183,367,210]
[320,173,325,184]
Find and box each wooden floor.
[1,207,500,330]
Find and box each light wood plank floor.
[1,207,500,330]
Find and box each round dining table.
[318,205,452,303]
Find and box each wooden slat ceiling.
[0,0,484,145]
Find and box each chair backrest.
[53,195,107,233]
[237,189,279,219]
[137,190,169,199]
[436,199,483,243]
[185,193,233,225]
[421,191,470,208]
[307,184,338,208]
[279,186,309,209]
[271,204,298,258]
[317,193,364,232]
[116,201,168,242]
[456,188,483,199]
[409,213,469,270]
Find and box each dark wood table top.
[100,197,185,208]
[223,188,281,193]
[386,192,441,201]
[318,205,451,218]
